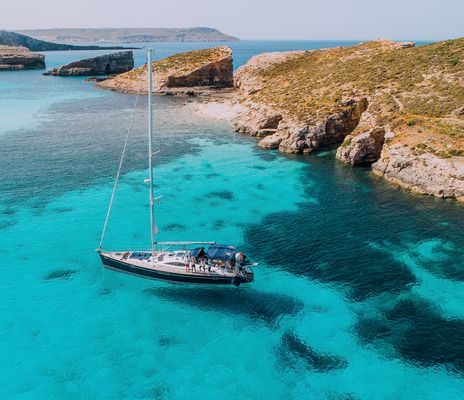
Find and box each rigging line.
[98,75,145,250]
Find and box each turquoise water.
[0,41,463,399]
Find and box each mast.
[147,48,156,255]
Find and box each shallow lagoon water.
[0,41,463,399]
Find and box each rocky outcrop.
[231,102,283,137]
[231,97,368,153]
[0,45,45,70]
[97,46,233,95]
[372,145,464,201]
[274,99,367,153]
[232,50,372,153]
[44,51,134,76]
[336,127,386,166]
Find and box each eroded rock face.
[231,102,282,137]
[336,127,386,166]
[232,98,368,154]
[372,144,464,201]
[97,46,233,95]
[0,45,45,70]
[164,58,232,89]
[44,51,134,76]
[279,99,368,153]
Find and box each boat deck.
[101,250,238,278]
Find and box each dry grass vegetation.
[247,39,464,156]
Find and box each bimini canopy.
[188,247,204,258]
[207,244,237,261]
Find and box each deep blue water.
[0,40,463,399]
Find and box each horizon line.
[3,27,462,43]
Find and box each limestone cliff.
[0,45,45,70]
[372,144,464,201]
[229,39,464,201]
[97,46,233,95]
[44,51,134,76]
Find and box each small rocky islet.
[97,40,464,202]
[0,45,45,70]
[44,51,134,76]
[96,46,234,94]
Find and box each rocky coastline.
[226,40,464,202]
[92,40,464,202]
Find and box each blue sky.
[2,0,463,40]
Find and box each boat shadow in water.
[277,331,348,373]
[144,287,304,327]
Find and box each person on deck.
[190,256,196,272]
[197,247,207,272]
[200,257,206,273]
[235,252,242,271]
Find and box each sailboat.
[97,49,255,286]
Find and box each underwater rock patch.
[244,202,418,301]
[158,335,176,347]
[43,269,77,281]
[356,298,464,375]
[278,331,348,372]
[385,299,464,374]
[209,190,235,200]
[164,223,188,232]
[212,219,227,230]
[0,220,17,230]
[1,208,17,216]
[50,207,74,214]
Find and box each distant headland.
[0,30,134,51]
[15,27,239,44]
